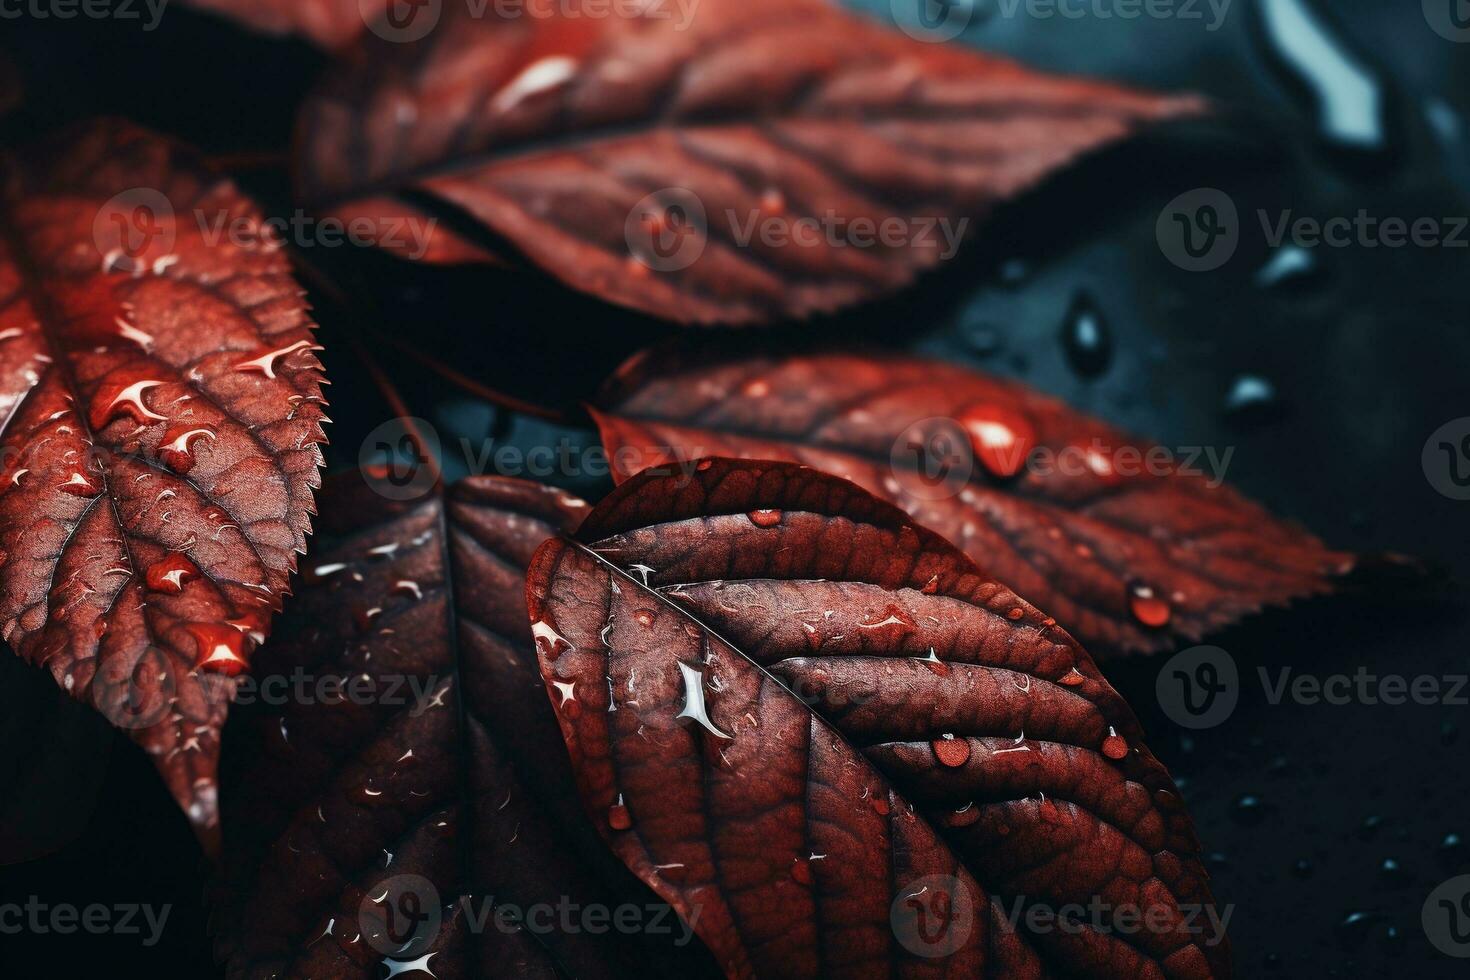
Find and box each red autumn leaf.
[179,0,373,50]
[527,458,1230,977]
[0,120,326,839]
[294,0,1201,324]
[214,473,722,979]
[592,349,1354,655]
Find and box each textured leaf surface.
[295,0,1200,323]
[215,473,720,979]
[593,349,1353,655]
[528,458,1230,977]
[0,121,326,836]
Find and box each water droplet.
[531,619,572,660]
[1358,814,1383,840]
[157,425,216,474]
[759,188,786,215]
[1005,607,1024,621]
[948,802,982,828]
[632,609,655,627]
[957,403,1034,479]
[1292,858,1314,878]
[790,857,813,885]
[145,554,198,594]
[1101,726,1128,760]
[675,661,732,739]
[1255,245,1319,288]
[88,378,167,429]
[1058,667,1086,687]
[1059,292,1112,378]
[859,603,916,632]
[57,471,101,496]
[184,622,249,675]
[1378,858,1407,886]
[1223,375,1281,426]
[235,339,322,379]
[1254,0,1390,155]
[1231,794,1266,826]
[931,734,971,768]
[1128,583,1172,628]
[747,509,782,528]
[608,795,633,830]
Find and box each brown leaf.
[214,473,721,979]
[294,0,1201,324]
[0,120,326,838]
[528,458,1230,977]
[592,348,1354,655]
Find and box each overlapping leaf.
[294,0,1201,323]
[528,458,1230,976]
[0,120,327,837]
[593,349,1354,654]
[214,473,720,979]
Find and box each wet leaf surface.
[294,0,1200,323]
[528,458,1229,976]
[214,473,721,979]
[593,348,1353,655]
[0,120,326,839]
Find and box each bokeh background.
[2,0,1468,975]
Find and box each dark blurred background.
[2,0,1468,976]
